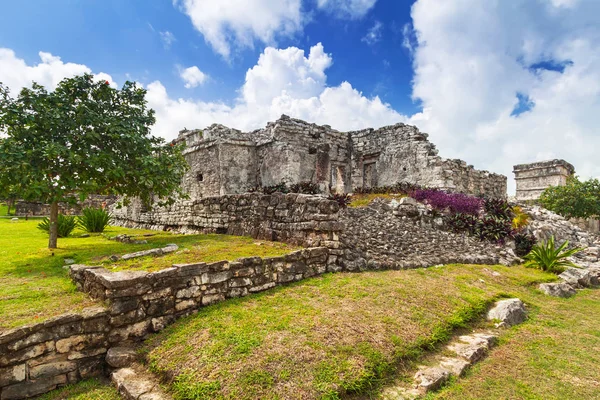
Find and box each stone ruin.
[513,159,575,202]
[176,115,507,198]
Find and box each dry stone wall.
[340,198,519,270]
[0,249,330,399]
[14,195,117,217]
[111,193,342,249]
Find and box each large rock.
[559,268,598,288]
[413,366,450,393]
[539,282,576,298]
[487,298,527,327]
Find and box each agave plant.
[524,236,583,273]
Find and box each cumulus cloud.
[146,42,404,138]
[174,0,303,59]
[0,49,115,93]
[316,0,378,19]
[178,65,208,88]
[407,0,600,193]
[362,21,383,46]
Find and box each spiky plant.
[77,207,113,233]
[37,214,77,238]
[524,236,583,273]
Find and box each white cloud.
[174,0,303,59]
[407,0,600,193]
[362,21,383,46]
[159,31,176,49]
[316,0,377,19]
[178,65,208,88]
[0,49,115,93]
[146,42,403,138]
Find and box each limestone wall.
[110,193,342,249]
[14,195,117,217]
[0,249,330,399]
[340,198,519,270]
[513,159,575,202]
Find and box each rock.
[487,298,527,327]
[414,366,450,393]
[539,282,577,298]
[80,233,90,238]
[110,255,120,262]
[10,217,18,222]
[106,347,138,368]
[448,333,496,363]
[399,197,418,206]
[559,268,597,288]
[64,258,76,265]
[439,357,470,377]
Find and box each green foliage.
[77,207,112,233]
[524,236,583,273]
[513,232,537,257]
[0,74,188,247]
[539,176,600,219]
[37,214,77,237]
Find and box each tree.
[0,74,188,248]
[539,176,600,219]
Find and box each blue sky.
[1,0,599,193]
[0,0,418,113]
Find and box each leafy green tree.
[0,74,188,248]
[539,176,600,220]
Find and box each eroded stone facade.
[513,159,575,202]
[177,115,507,198]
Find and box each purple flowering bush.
[410,189,483,215]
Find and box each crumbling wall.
[14,195,117,217]
[513,159,575,202]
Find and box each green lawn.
[37,378,119,400]
[0,219,296,330]
[141,264,563,400]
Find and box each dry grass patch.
[349,193,407,208]
[143,264,555,400]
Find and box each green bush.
[524,236,583,273]
[37,214,78,238]
[77,207,112,233]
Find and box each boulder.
[559,268,598,288]
[538,282,576,298]
[414,366,450,393]
[487,298,527,327]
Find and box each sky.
[1,0,599,194]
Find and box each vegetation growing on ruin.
[0,219,296,329]
[540,176,600,219]
[37,378,119,400]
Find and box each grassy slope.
[0,220,295,330]
[432,286,600,400]
[142,264,558,400]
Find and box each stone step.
[111,366,172,400]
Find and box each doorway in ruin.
[363,162,377,188]
[330,165,346,193]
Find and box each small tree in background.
[539,176,600,220]
[0,74,188,248]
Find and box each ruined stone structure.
[513,159,575,202]
[14,195,117,217]
[177,115,507,198]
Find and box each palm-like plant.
[524,236,583,273]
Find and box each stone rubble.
[119,244,179,261]
[111,366,171,400]
[486,298,527,327]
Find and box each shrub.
[77,207,112,233]
[445,213,479,235]
[513,232,536,257]
[512,206,530,230]
[483,198,513,221]
[328,193,351,209]
[411,189,483,215]
[475,215,514,243]
[524,236,583,273]
[37,214,77,238]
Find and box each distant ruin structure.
[175,115,507,198]
[513,159,575,202]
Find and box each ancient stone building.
[176,115,507,198]
[513,159,575,202]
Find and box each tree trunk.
[6,198,13,215]
[48,201,59,249]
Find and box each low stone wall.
[0,248,329,399]
[110,193,342,249]
[340,198,519,270]
[15,195,117,217]
[0,307,109,400]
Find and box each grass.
[0,202,9,216]
[430,283,600,399]
[0,219,296,330]
[349,193,406,208]
[37,378,119,400]
[142,264,558,400]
